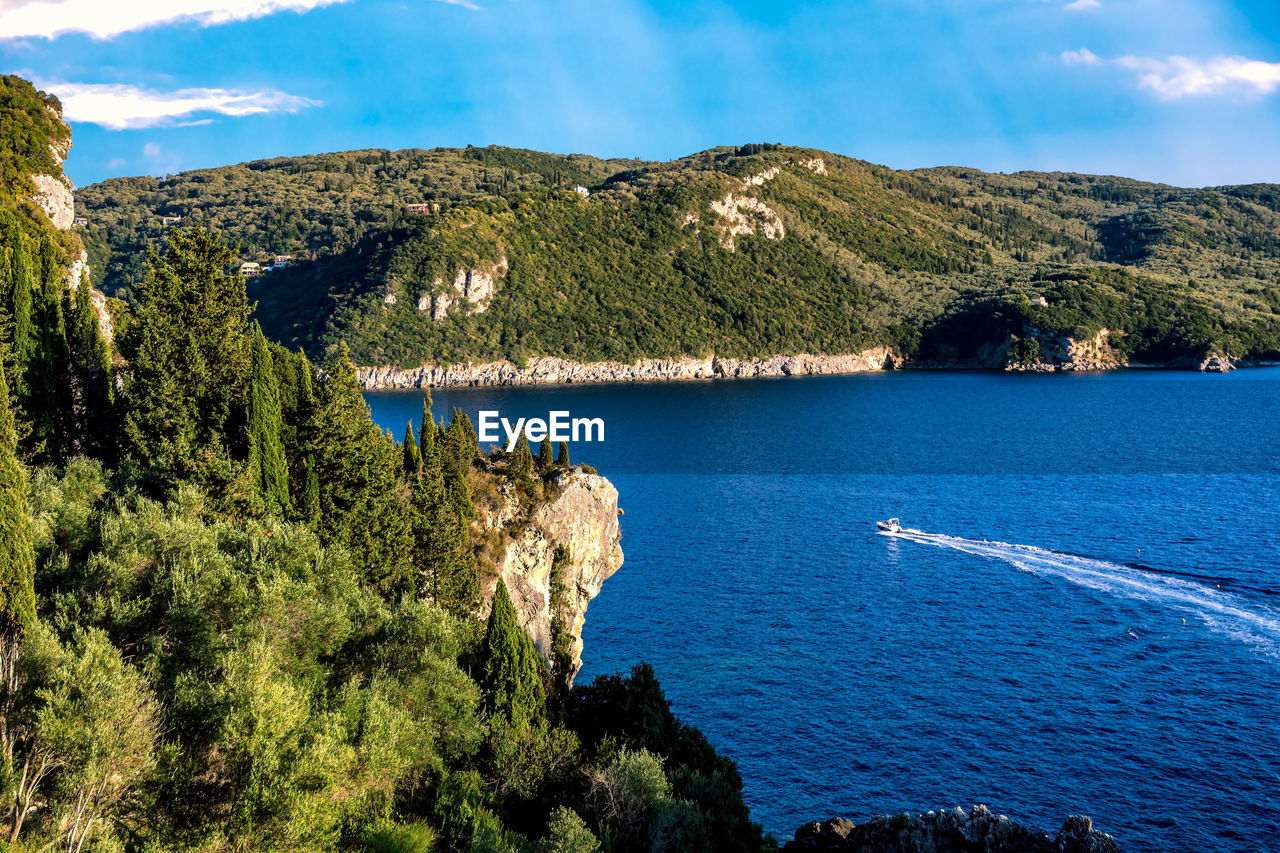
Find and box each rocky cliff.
[358,348,901,388]
[477,468,623,684]
[783,805,1120,853]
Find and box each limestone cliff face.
[419,257,508,321]
[29,107,75,230]
[358,347,901,389]
[478,469,623,685]
[31,172,75,230]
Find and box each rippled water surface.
[367,369,1280,852]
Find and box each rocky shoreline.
[357,348,901,389]
[356,347,1270,389]
[783,805,1120,853]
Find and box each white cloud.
[40,80,323,130]
[1061,48,1100,65]
[1063,50,1280,100]
[0,0,350,40]
[1116,55,1280,100]
[433,0,481,9]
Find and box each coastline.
[356,349,1275,389]
[357,348,901,389]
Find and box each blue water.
[367,370,1280,852]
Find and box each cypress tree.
[119,226,252,494]
[419,399,437,470]
[538,437,553,470]
[310,343,412,586]
[0,364,36,714]
[301,456,320,525]
[288,350,321,524]
[26,235,73,462]
[510,434,533,485]
[0,239,12,378]
[480,579,547,728]
[6,229,34,400]
[247,324,291,516]
[65,273,114,459]
[557,441,570,467]
[402,421,421,478]
[441,408,478,476]
[408,395,478,612]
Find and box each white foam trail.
[886,528,1280,661]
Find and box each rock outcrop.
[479,468,623,684]
[422,257,508,321]
[1197,354,1237,373]
[783,805,1120,853]
[800,157,828,175]
[1004,327,1125,372]
[31,172,75,230]
[357,347,901,389]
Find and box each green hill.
[77,143,1280,367]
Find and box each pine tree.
[480,580,547,728]
[402,422,421,478]
[557,441,570,468]
[247,324,291,516]
[0,363,36,736]
[538,437,553,470]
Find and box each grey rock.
[781,805,1120,853]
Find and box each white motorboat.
[877,517,901,533]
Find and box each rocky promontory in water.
[784,805,1120,853]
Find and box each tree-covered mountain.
[78,143,1280,368]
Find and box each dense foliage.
[3,92,772,850]
[80,145,1280,367]
[76,147,645,295]
[0,76,67,209]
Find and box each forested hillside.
[2,75,771,853]
[79,143,1280,368]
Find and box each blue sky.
[2,0,1278,188]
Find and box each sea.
[366,368,1280,852]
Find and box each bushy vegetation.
[82,144,1280,368]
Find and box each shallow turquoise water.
[367,369,1280,851]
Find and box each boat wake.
[885,527,1280,661]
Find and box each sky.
[1,0,1278,189]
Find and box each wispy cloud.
[40,80,323,130]
[1038,0,1100,11]
[1063,50,1280,100]
[433,0,481,10]
[0,0,350,40]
